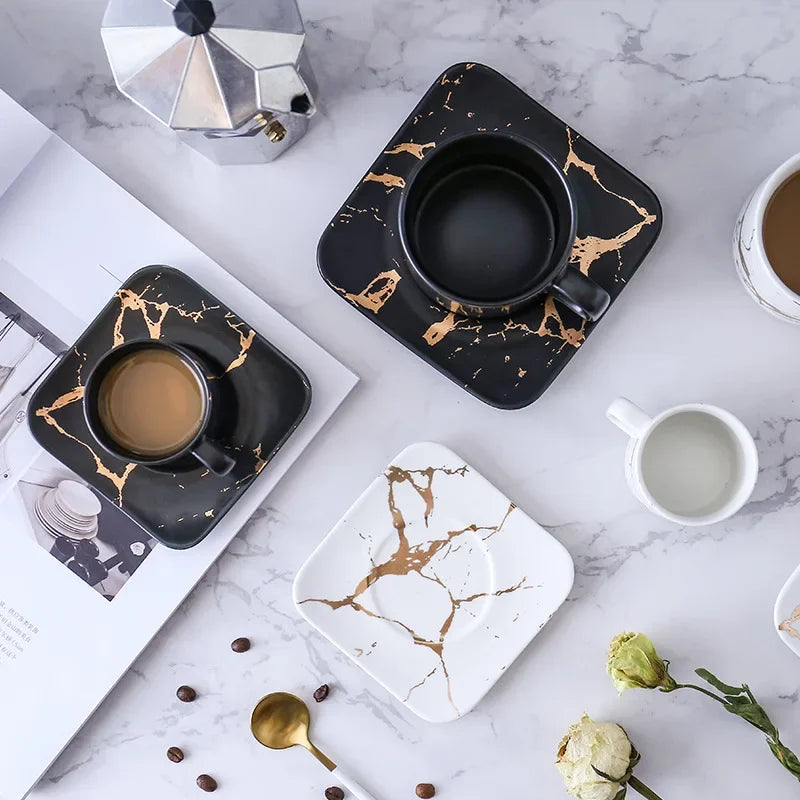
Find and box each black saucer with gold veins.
[317,63,662,409]
[28,266,311,549]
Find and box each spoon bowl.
[250,692,335,771]
[251,692,312,751]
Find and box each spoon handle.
[331,765,378,800]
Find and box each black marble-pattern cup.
[399,132,610,320]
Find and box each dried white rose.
[556,714,632,800]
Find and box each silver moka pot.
[101,0,317,164]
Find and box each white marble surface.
[2,0,800,797]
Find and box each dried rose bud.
[607,632,676,693]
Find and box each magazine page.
[0,90,357,800]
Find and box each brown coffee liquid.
[763,172,800,294]
[97,348,205,457]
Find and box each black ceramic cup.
[84,339,235,476]
[398,132,610,320]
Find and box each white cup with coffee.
[734,152,800,321]
[606,398,758,526]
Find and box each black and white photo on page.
[0,262,155,601]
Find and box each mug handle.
[550,268,611,321]
[606,397,652,438]
[192,437,236,476]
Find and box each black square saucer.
[29,266,311,549]
[318,63,662,409]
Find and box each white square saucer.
[293,442,574,722]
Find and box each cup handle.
[191,438,235,476]
[550,268,611,321]
[606,397,652,438]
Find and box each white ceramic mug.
[734,151,800,322]
[606,398,758,526]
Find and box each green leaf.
[696,668,745,695]
[769,739,800,779]
[726,695,755,708]
[723,700,775,734]
[627,775,666,800]
[613,788,628,800]
[688,668,800,782]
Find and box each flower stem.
[628,775,665,800]
[675,682,800,780]
[673,683,728,705]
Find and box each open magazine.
[0,90,357,800]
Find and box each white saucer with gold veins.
[293,442,574,723]
[775,563,800,660]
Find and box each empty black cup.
[398,132,610,320]
[84,340,235,476]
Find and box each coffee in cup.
[734,152,800,321]
[762,171,800,295]
[97,347,205,458]
[84,340,235,475]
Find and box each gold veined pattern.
[564,128,657,276]
[34,364,136,506]
[300,464,533,715]
[330,269,402,314]
[779,606,800,640]
[363,172,406,191]
[221,314,255,374]
[384,142,436,160]
[112,280,218,346]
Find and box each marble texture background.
[2,0,800,797]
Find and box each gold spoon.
[251,692,378,800]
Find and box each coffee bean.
[167,746,184,763]
[324,788,344,800]
[313,684,330,702]
[416,783,435,798]
[196,774,217,792]
[177,685,197,703]
[231,637,251,653]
